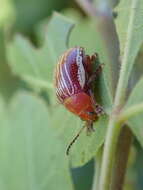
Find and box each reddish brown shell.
[64,92,98,121]
[54,47,97,121]
[54,47,90,102]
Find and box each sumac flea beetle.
[54,47,104,155]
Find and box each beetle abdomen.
[64,92,98,121]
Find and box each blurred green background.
[0,0,143,190]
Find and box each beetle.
[54,47,104,155]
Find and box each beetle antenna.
[66,126,86,155]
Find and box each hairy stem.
[92,149,102,190]
[110,126,133,190]
[99,117,121,189]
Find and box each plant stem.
[92,149,102,190]
[99,117,121,190]
[99,0,138,189]
[110,126,133,190]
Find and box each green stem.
[110,126,133,190]
[99,117,121,190]
[99,0,138,189]
[92,149,102,190]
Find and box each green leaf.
[70,116,107,167]
[119,77,143,122]
[51,105,107,167]
[0,92,73,190]
[127,113,143,148]
[126,77,143,107]
[121,77,143,148]
[7,13,74,90]
[45,12,74,62]
[115,0,143,92]
[0,95,5,116]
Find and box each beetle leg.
[84,55,93,75]
[87,63,104,86]
[90,53,98,63]
[86,120,95,135]
[66,125,86,155]
[89,90,105,117]
[84,53,98,74]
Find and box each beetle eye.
[87,111,95,115]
